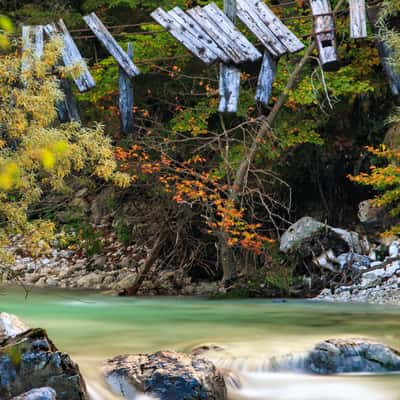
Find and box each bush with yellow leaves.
[0,37,130,268]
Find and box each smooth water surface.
[1,286,400,399]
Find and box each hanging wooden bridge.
[20,0,399,133]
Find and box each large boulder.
[103,350,227,400]
[305,338,400,374]
[0,328,88,400]
[11,388,56,400]
[280,217,366,257]
[0,313,29,342]
[272,338,400,374]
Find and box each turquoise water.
[1,286,400,399]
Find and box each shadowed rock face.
[103,350,227,400]
[11,387,56,400]
[0,329,88,400]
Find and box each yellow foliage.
[0,39,129,265]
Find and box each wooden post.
[220,0,241,113]
[309,0,340,71]
[219,63,241,112]
[119,43,135,136]
[349,0,367,39]
[22,26,44,72]
[57,78,81,123]
[256,51,277,105]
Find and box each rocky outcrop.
[103,351,227,400]
[315,245,400,305]
[280,217,367,258]
[0,313,29,342]
[0,328,88,400]
[11,388,56,400]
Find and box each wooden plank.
[21,26,32,73]
[22,26,44,73]
[44,21,96,92]
[367,6,400,96]
[151,7,219,65]
[187,7,243,64]
[309,0,340,71]
[119,43,135,136]
[239,0,304,54]
[236,1,286,57]
[349,0,367,38]
[224,0,237,21]
[203,3,262,62]
[34,25,44,58]
[83,13,141,78]
[219,64,241,112]
[57,78,81,123]
[256,51,277,105]
[170,7,231,63]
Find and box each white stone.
[389,241,400,258]
[0,312,29,340]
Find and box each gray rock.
[361,260,400,287]
[89,255,107,270]
[389,241,400,258]
[0,313,29,342]
[11,387,56,400]
[358,200,385,224]
[103,351,227,400]
[76,273,104,288]
[305,338,400,374]
[336,253,370,270]
[280,217,362,256]
[0,329,88,400]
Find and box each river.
[1,286,400,399]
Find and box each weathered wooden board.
[22,26,32,72]
[367,5,400,96]
[236,2,285,57]
[256,51,277,105]
[309,0,339,71]
[22,26,44,72]
[151,7,219,65]
[238,0,304,54]
[224,0,237,21]
[219,64,241,112]
[84,13,140,78]
[187,6,246,64]
[44,21,96,92]
[57,78,81,123]
[34,25,44,58]
[203,3,262,62]
[119,43,135,136]
[349,0,367,38]
[170,7,231,63]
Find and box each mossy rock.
[0,329,88,400]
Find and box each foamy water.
[228,372,396,400]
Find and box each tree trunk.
[120,230,165,296]
[219,0,346,282]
